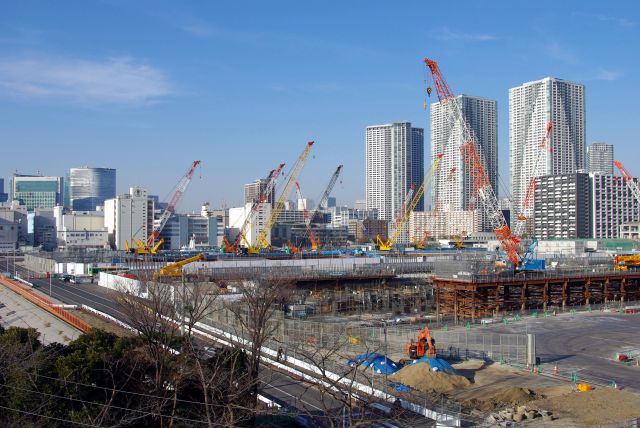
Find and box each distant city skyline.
[1,1,638,211]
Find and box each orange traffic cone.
[553,365,558,375]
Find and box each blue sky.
[1,1,638,212]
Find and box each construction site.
[13,56,640,426]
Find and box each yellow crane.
[247,141,315,254]
[153,253,206,279]
[377,154,443,251]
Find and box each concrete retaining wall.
[98,272,147,298]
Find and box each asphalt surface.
[478,311,640,391]
[3,257,127,321]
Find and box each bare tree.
[226,278,294,415]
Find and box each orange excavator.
[406,326,436,359]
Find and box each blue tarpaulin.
[389,382,411,392]
[347,352,403,374]
[411,357,459,375]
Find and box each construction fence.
[202,301,530,367]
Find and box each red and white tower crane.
[131,160,201,254]
[424,58,521,265]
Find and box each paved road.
[4,258,127,321]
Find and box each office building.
[53,207,109,249]
[587,142,614,175]
[244,178,275,206]
[160,213,218,250]
[431,95,497,232]
[69,167,116,211]
[0,218,18,252]
[591,174,640,239]
[510,77,585,232]
[328,206,378,228]
[0,178,8,203]
[0,202,28,244]
[11,175,64,210]
[32,208,57,251]
[533,174,592,239]
[366,122,424,224]
[104,187,154,250]
[323,197,337,209]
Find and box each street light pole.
[49,271,52,298]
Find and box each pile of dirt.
[530,388,640,426]
[463,387,543,412]
[389,361,471,393]
[491,387,543,405]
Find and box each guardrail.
[0,275,91,333]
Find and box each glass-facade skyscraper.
[69,167,116,211]
[11,175,64,210]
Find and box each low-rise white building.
[54,207,109,249]
[104,187,154,250]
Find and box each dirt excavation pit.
[528,388,640,426]
[464,387,544,412]
[389,361,471,393]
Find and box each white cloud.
[544,42,580,65]
[0,56,173,105]
[573,12,636,28]
[432,27,498,42]
[594,68,622,81]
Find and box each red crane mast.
[424,58,521,265]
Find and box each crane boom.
[425,58,521,265]
[141,160,200,252]
[297,165,343,251]
[614,160,640,204]
[512,121,553,238]
[249,141,315,253]
[235,163,286,250]
[377,154,442,251]
[294,181,319,249]
[309,165,343,224]
[395,183,416,227]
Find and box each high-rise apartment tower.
[365,122,424,222]
[587,142,614,175]
[431,95,497,231]
[510,77,585,232]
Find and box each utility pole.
[181,271,186,336]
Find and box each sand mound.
[389,361,471,393]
